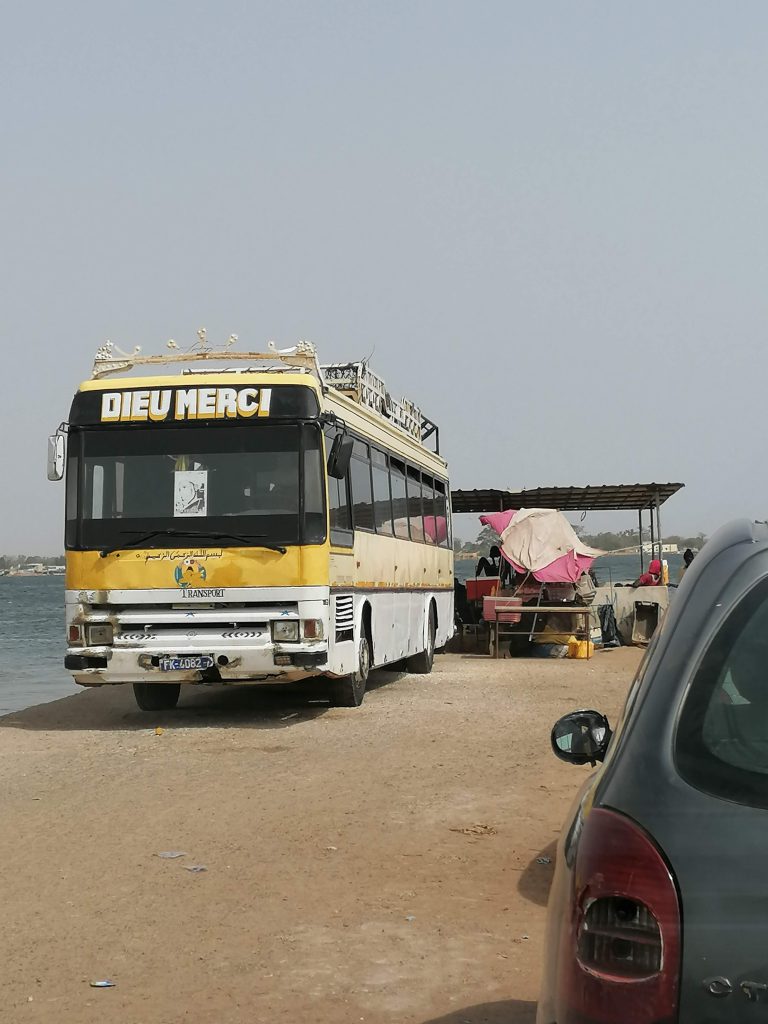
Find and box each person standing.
[678,548,695,582]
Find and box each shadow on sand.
[517,840,558,908]
[0,668,406,733]
[421,999,537,1023]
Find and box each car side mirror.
[327,433,353,480]
[47,432,66,481]
[551,709,612,766]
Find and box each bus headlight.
[271,620,299,643]
[86,623,114,646]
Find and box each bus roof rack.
[90,332,440,452]
[91,333,322,380]
[321,361,439,451]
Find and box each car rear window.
[676,577,768,809]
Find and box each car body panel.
[538,520,768,1024]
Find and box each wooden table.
[492,604,594,659]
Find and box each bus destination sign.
[99,386,272,423]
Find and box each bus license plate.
[159,655,215,672]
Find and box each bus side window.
[371,447,394,536]
[303,428,326,544]
[65,454,79,548]
[350,440,374,532]
[324,428,353,545]
[390,458,409,540]
[406,466,424,542]
[422,475,437,545]
[434,480,450,548]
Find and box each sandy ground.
[0,648,642,1024]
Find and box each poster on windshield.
[174,470,208,518]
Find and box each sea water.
[0,576,73,716]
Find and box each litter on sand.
[536,856,552,865]
[405,915,416,922]
[184,865,208,873]
[280,712,299,721]
[157,851,187,859]
[449,824,497,837]
[154,727,164,736]
[89,980,116,988]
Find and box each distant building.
[640,542,679,555]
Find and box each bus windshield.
[65,423,326,550]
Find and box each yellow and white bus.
[48,341,453,710]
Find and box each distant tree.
[475,524,500,551]
[677,533,707,550]
[0,553,64,568]
[579,529,640,551]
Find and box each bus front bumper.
[65,642,330,686]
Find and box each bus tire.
[329,635,370,707]
[407,605,436,675]
[133,683,181,711]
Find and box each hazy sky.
[3,1,767,551]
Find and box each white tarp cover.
[500,508,603,574]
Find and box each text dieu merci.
[100,386,273,422]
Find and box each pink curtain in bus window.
[423,516,448,545]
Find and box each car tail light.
[578,896,662,977]
[556,808,681,1024]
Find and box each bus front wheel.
[133,683,181,711]
[407,606,436,675]
[329,635,370,707]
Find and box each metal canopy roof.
[450,482,684,514]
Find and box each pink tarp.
[479,508,602,584]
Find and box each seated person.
[633,558,662,587]
[476,545,502,578]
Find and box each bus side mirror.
[47,433,66,481]
[327,434,353,480]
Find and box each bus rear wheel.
[133,683,181,711]
[329,635,370,707]
[407,605,436,675]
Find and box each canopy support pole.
[638,510,645,573]
[649,506,656,569]
[655,489,663,564]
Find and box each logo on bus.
[174,558,208,588]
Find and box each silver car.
[538,519,768,1024]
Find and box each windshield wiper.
[99,529,287,557]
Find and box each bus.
[48,340,454,711]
